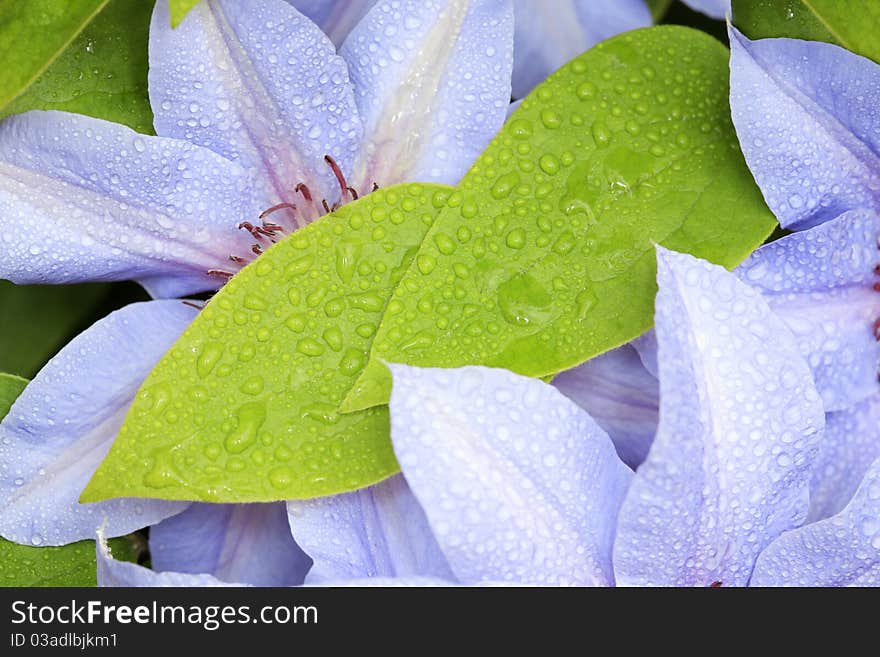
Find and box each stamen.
[324,154,352,202]
[260,202,297,219]
[874,318,880,341]
[322,199,331,214]
[372,182,380,192]
[347,186,359,200]
[251,245,264,256]
[229,255,247,264]
[182,300,205,310]
[208,269,235,280]
[710,581,722,588]
[295,182,313,203]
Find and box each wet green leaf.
[169,0,199,28]
[732,0,880,63]
[83,184,450,503]
[85,27,774,504]
[342,25,775,412]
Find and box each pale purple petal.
[682,0,729,19]
[150,503,310,587]
[287,474,454,583]
[552,345,658,468]
[150,0,363,205]
[751,458,880,586]
[389,364,632,586]
[809,393,880,522]
[511,0,651,99]
[736,210,880,411]
[0,110,265,298]
[286,0,375,46]
[97,532,244,587]
[311,576,455,587]
[729,27,880,230]
[630,330,659,379]
[342,0,514,188]
[613,248,825,587]
[0,301,193,546]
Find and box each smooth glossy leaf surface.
[732,0,880,64]
[0,0,155,134]
[83,184,450,503]
[343,26,775,412]
[0,0,108,112]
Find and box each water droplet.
[348,292,384,313]
[498,272,553,327]
[323,327,343,352]
[434,232,457,255]
[301,402,340,425]
[196,342,224,378]
[339,348,365,376]
[417,254,437,274]
[540,109,562,129]
[224,402,266,454]
[335,241,361,283]
[576,81,597,100]
[285,313,307,333]
[491,171,520,200]
[297,338,325,356]
[506,228,526,249]
[239,375,264,396]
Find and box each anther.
[372,182,379,192]
[295,183,313,203]
[873,282,880,292]
[710,581,722,588]
[208,269,234,279]
[324,154,351,202]
[347,186,359,200]
[182,300,205,310]
[322,199,331,214]
[874,318,880,341]
[229,255,247,264]
[251,245,264,256]
[874,264,880,276]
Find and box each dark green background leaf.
[0,0,155,133]
[0,0,108,111]
[732,0,880,63]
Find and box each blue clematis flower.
[0,0,513,298]
[99,246,860,586]
[630,27,880,494]
[290,0,652,100]
[0,0,514,548]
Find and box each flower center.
[207,155,378,282]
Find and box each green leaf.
[0,372,26,419]
[0,373,139,586]
[0,0,155,134]
[169,0,199,28]
[342,25,775,413]
[82,184,452,503]
[648,0,674,22]
[85,27,774,504]
[0,281,111,378]
[0,0,109,112]
[731,0,880,64]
